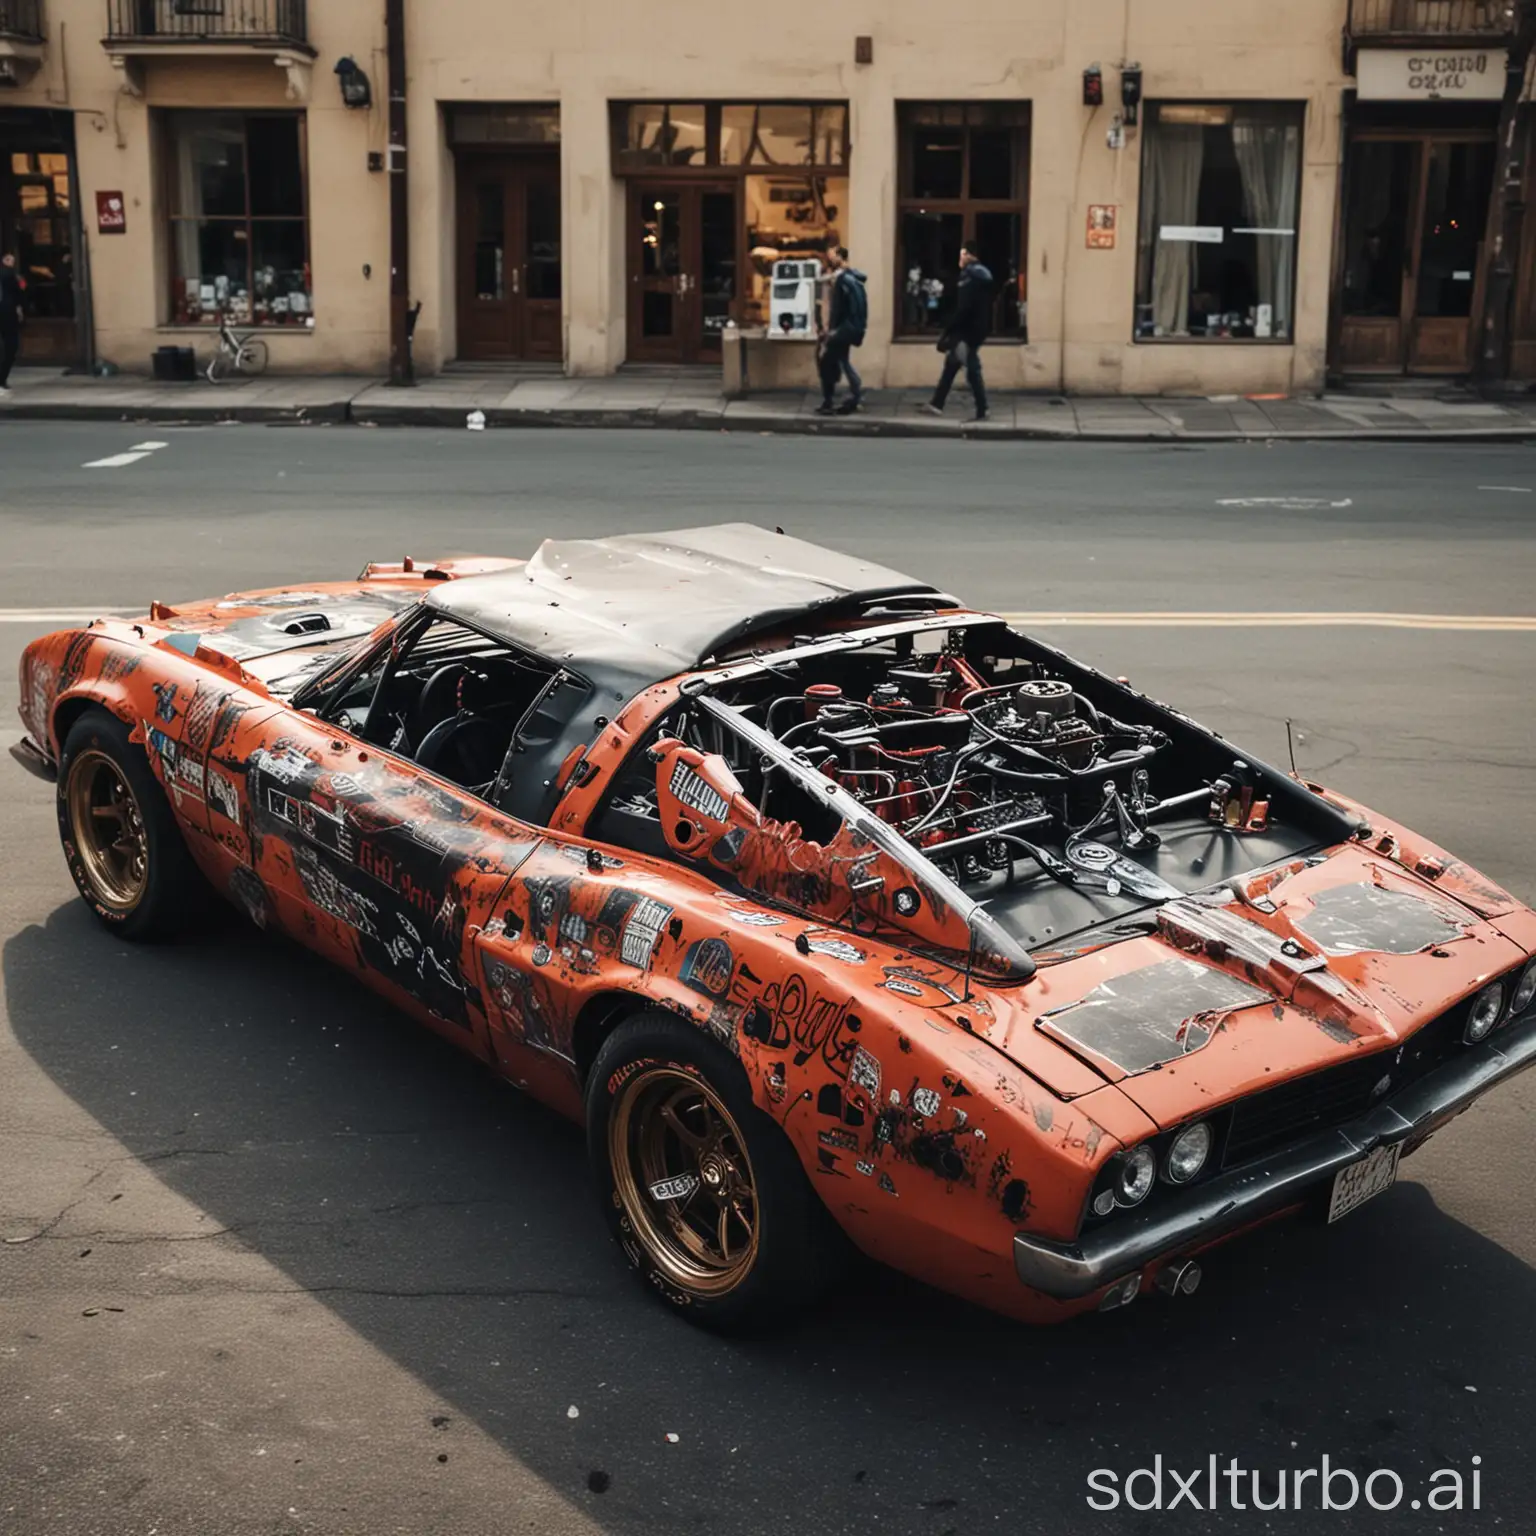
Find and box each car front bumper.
[1013,1006,1536,1300]
[9,736,56,783]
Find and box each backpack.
[838,271,868,342]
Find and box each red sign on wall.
[96,191,127,235]
[1086,204,1118,250]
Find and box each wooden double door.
[626,181,739,364]
[455,153,561,363]
[1334,131,1496,375]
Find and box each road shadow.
[7,903,1535,1534]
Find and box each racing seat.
[414,713,508,790]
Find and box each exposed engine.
[721,628,1277,906]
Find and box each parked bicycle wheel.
[237,339,269,377]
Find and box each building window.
[744,174,847,326]
[446,104,561,147]
[6,152,74,323]
[163,111,312,327]
[1135,102,1303,342]
[613,102,848,172]
[896,103,1030,341]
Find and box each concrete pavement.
[1,426,1535,1536]
[4,363,1536,440]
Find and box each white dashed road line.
[1478,484,1532,493]
[83,440,170,470]
[1215,497,1354,510]
[0,609,135,624]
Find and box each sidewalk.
[4,366,1536,441]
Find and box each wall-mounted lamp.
[1120,63,1143,127]
[335,56,373,110]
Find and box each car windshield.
[292,602,424,714]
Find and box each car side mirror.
[651,738,750,862]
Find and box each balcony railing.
[104,0,308,46]
[0,0,46,43]
[1348,0,1518,39]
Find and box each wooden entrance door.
[1335,132,1495,375]
[626,182,738,364]
[455,155,562,363]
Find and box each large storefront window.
[744,174,846,327]
[611,101,849,364]
[164,112,312,327]
[1135,103,1302,342]
[896,103,1030,340]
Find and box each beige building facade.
[2,0,1531,390]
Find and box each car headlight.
[1464,980,1505,1044]
[1116,1144,1157,1207]
[1164,1121,1213,1184]
[1513,961,1536,1017]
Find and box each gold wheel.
[65,749,149,912]
[610,1065,760,1297]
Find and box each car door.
[234,699,538,1059]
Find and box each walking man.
[815,245,867,416]
[920,241,992,422]
[0,253,24,396]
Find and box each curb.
[4,395,1536,444]
[0,400,352,426]
[349,400,1536,444]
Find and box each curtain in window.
[1145,124,1204,335]
[1231,115,1301,339]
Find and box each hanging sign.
[1357,48,1507,101]
[1086,205,1118,249]
[96,191,127,234]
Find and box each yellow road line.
[995,612,1536,632]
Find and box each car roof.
[425,522,944,699]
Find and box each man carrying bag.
[920,242,991,423]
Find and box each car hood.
[968,843,1530,1128]
[133,559,526,697]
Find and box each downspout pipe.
[386,0,413,385]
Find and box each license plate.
[1327,1143,1401,1224]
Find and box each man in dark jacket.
[920,241,991,422]
[0,253,24,395]
[816,245,867,416]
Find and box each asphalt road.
[2,422,1534,1536]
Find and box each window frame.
[1132,99,1306,347]
[160,108,313,329]
[894,101,1032,342]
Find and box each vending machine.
[768,259,821,338]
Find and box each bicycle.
[206,312,269,383]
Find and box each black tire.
[56,707,207,941]
[586,1011,838,1331]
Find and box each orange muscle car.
[14,526,1536,1327]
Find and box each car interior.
[319,616,560,796]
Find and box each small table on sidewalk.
[721,327,820,401]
